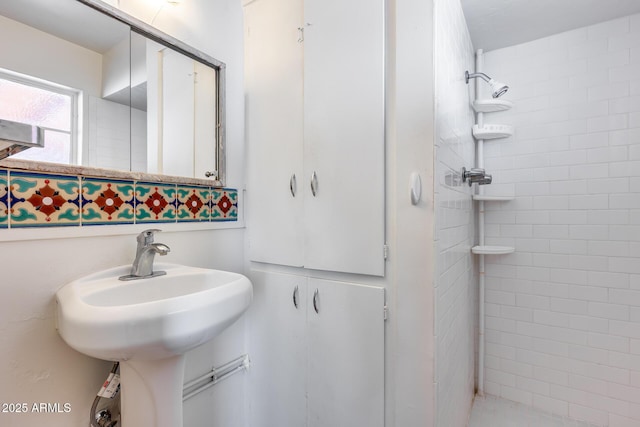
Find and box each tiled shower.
[438,4,640,426]
[433,0,476,425]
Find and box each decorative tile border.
[0,170,8,229]
[0,168,238,228]
[212,189,239,221]
[135,182,177,223]
[177,186,211,222]
[81,178,135,225]
[9,171,80,227]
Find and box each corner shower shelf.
[472,124,514,140]
[472,99,514,113]
[471,245,515,255]
[472,195,514,201]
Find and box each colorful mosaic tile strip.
[0,170,7,229]
[81,178,135,225]
[212,189,239,221]
[0,168,238,228]
[135,182,177,223]
[9,171,81,227]
[177,185,211,222]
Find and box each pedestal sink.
[55,263,253,427]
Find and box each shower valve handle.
[462,167,491,186]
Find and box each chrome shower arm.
[465,71,491,84]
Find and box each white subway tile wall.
[481,13,640,427]
[434,1,476,426]
[468,394,601,427]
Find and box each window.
[0,69,79,164]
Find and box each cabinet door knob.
[410,172,422,205]
[292,285,299,309]
[290,174,297,197]
[310,171,318,197]
[313,288,319,313]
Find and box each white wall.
[388,0,436,424]
[433,0,477,425]
[102,36,131,99]
[481,14,640,427]
[131,107,148,172]
[0,1,246,426]
[0,14,102,97]
[86,100,147,172]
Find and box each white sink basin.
[56,263,252,427]
[56,263,253,361]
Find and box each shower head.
[489,80,509,98]
[465,71,509,98]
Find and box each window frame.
[0,68,81,165]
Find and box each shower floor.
[468,395,599,427]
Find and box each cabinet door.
[245,0,304,266]
[247,270,307,427]
[193,61,217,180]
[303,0,386,276]
[161,49,195,177]
[306,278,385,427]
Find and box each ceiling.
[460,0,640,51]
[7,0,640,59]
[0,0,128,53]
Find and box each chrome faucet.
[462,167,492,186]
[119,229,170,281]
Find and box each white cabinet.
[306,277,385,427]
[247,271,307,426]
[245,0,385,276]
[245,0,305,267]
[248,270,385,427]
[144,45,219,179]
[301,0,385,276]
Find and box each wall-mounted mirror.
[0,0,225,184]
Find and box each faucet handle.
[137,229,162,245]
[478,174,493,185]
[463,167,485,178]
[462,167,489,186]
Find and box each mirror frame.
[77,0,226,186]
